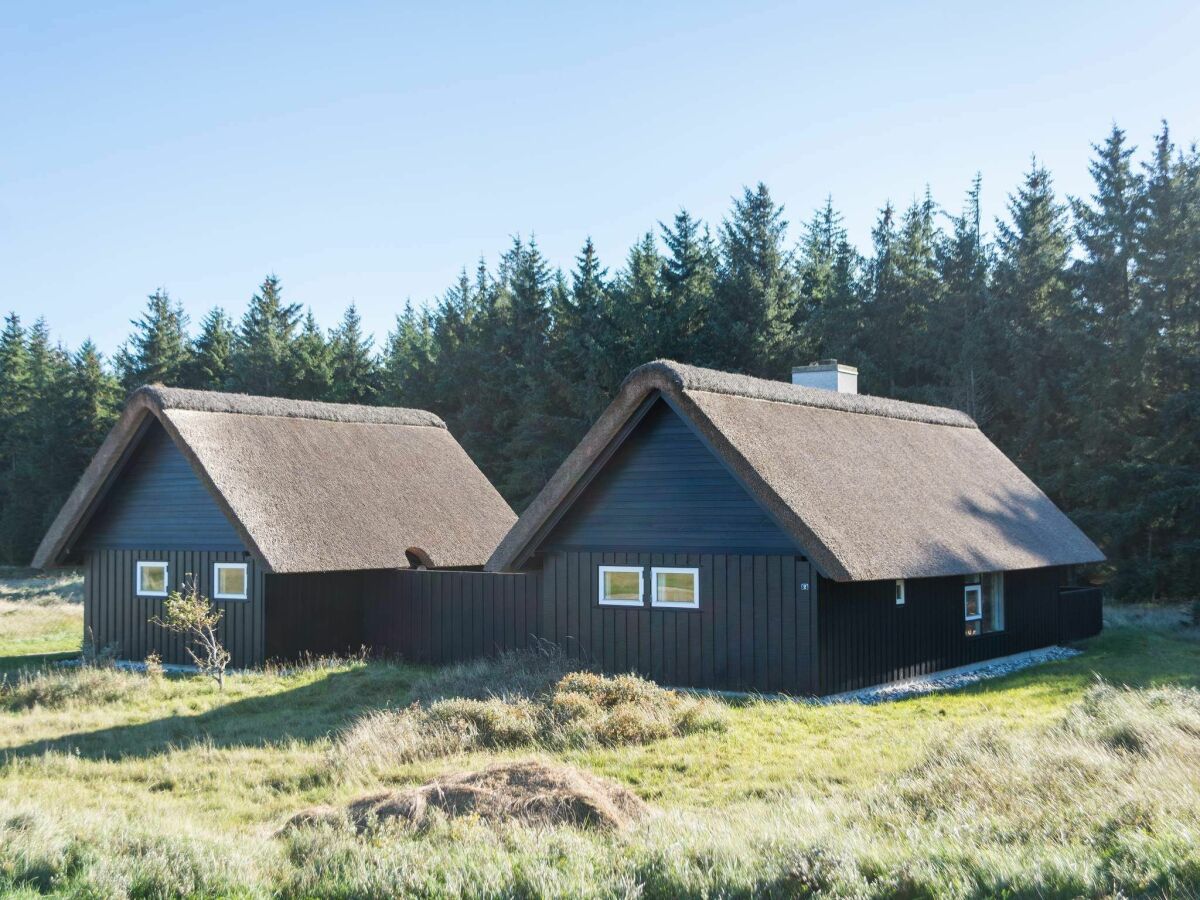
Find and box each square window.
[599,566,643,606]
[964,573,1004,636]
[214,563,249,600]
[651,567,699,609]
[136,561,168,597]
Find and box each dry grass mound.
[331,658,727,777]
[288,760,649,833]
[0,663,141,712]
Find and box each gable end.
[540,398,799,556]
[76,420,245,554]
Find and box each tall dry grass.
[4,680,1199,898]
[331,657,728,779]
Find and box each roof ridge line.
[133,385,446,429]
[627,360,978,429]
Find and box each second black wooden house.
[486,360,1105,694]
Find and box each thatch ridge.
[628,360,977,428]
[136,384,445,427]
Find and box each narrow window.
[136,561,168,597]
[599,565,643,606]
[965,573,1004,635]
[651,566,700,609]
[895,578,906,606]
[214,563,249,600]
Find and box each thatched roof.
[34,386,516,572]
[487,360,1104,581]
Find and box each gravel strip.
[820,645,1083,705]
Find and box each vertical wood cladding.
[545,400,798,554]
[360,569,541,664]
[78,422,244,551]
[537,550,816,694]
[264,571,367,660]
[817,566,1068,694]
[83,548,263,668]
[1059,586,1103,642]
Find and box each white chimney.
[792,359,858,394]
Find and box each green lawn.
[0,568,84,673]
[1,581,1198,898]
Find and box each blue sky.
[3,1,1198,355]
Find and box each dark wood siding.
[537,550,816,694]
[78,423,244,551]
[361,569,541,664]
[544,400,797,554]
[1059,586,1103,642]
[264,571,367,660]
[817,566,1068,694]
[83,548,264,668]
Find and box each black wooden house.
[486,360,1105,694]
[32,386,516,667]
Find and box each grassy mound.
[289,760,650,833]
[333,657,727,777]
[0,663,142,712]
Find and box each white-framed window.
[895,578,906,606]
[651,566,700,609]
[136,561,169,597]
[964,572,1004,636]
[214,562,249,600]
[599,565,643,606]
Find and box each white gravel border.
[819,645,1082,705]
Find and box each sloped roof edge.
[33,386,504,572]
[484,360,837,574]
[31,390,271,569]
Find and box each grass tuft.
[332,654,728,777]
[0,663,146,712]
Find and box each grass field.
[0,568,84,670]
[1,572,1199,898]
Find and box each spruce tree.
[795,197,863,367]
[712,183,799,376]
[60,341,120,492]
[381,301,435,406]
[0,314,32,562]
[328,303,379,403]
[291,309,333,400]
[115,288,191,392]
[659,211,715,364]
[610,233,666,372]
[15,320,74,559]
[931,176,996,422]
[491,238,557,506]
[546,238,613,429]
[1130,126,1200,597]
[991,160,1081,487]
[231,274,301,396]
[187,307,234,390]
[863,192,942,398]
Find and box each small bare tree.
[152,575,231,690]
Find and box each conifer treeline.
[2,124,1196,598]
